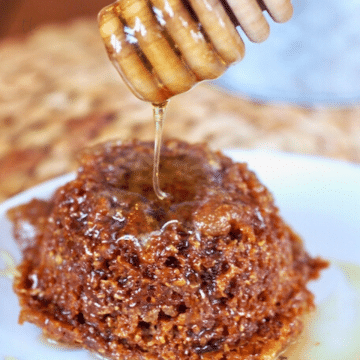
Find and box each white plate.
[0,150,359,360]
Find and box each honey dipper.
[98,0,293,104]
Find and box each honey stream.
[152,101,169,200]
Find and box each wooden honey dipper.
[98,0,293,104]
[98,0,292,199]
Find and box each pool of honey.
[281,261,360,360]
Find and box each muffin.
[9,139,328,360]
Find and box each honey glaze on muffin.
[9,140,328,360]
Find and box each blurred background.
[0,0,110,38]
[215,0,360,105]
[0,0,359,201]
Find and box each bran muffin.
[9,139,328,360]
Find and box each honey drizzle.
[152,101,169,200]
